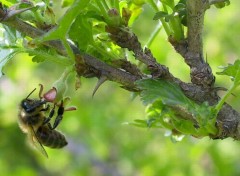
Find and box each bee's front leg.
[42,104,55,125]
[41,104,50,112]
[52,101,64,130]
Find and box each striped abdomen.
[36,125,68,148]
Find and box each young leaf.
[2,25,17,45]
[153,11,170,21]
[215,60,240,112]
[214,0,230,8]
[62,0,74,8]
[32,55,45,63]
[35,0,90,42]
[135,79,191,106]
[160,0,175,9]
[217,60,240,83]
[26,48,73,66]
[69,15,93,51]
[136,79,218,136]
[0,49,22,78]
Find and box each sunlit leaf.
[0,49,21,78]
[2,25,17,45]
[26,48,73,66]
[136,79,218,136]
[1,0,13,6]
[215,60,240,113]
[36,0,90,42]
[69,15,93,51]
[32,55,45,63]
[217,59,240,84]
[160,0,174,9]
[62,0,74,8]
[136,79,191,106]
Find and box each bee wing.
[28,125,48,158]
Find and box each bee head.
[21,99,44,113]
[21,88,46,113]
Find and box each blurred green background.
[1,1,240,176]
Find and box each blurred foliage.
[1,0,240,176]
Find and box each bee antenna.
[26,88,37,99]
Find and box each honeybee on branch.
[18,84,76,158]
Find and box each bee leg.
[51,101,64,130]
[38,84,44,98]
[41,104,50,112]
[42,104,55,125]
[45,122,55,131]
[51,114,63,129]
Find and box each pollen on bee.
[20,111,26,117]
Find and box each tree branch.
[1,6,240,140]
[169,0,215,88]
[185,0,214,87]
[1,17,140,90]
[106,26,169,78]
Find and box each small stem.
[91,43,120,60]
[216,69,240,112]
[95,0,109,19]
[148,0,171,37]
[148,0,159,11]
[161,3,168,12]
[145,23,162,47]
[169,16,184,41]
[161,0,175,9]
[160,19,171,36]
[62,66,74,80]
[186,0,207,56]
[215,84,236,113]
[61,39,75,61]
[33,11,45,25]
[113,0,119,11]
[206,122,218,135]
[101,0,109,10]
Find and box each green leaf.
[2,25,17,45]
[132,0,146,6]
[26,48,73,66]
[35,0,90,42]
[153,11,170,20]
[174,3,186,13]
[1,0,13,6]
[215,60,240,113]
[214,0,230,8]
[217,59,240,84]
[62,0,74,8]
[136,79,218,136]
[173,1,186,19]
[0,49,22,78]
[126,119,162,128]
[136,79,190,106]
[32,55,46,63]
[160,0,174,9]
[33,0,90,60]
[69,15,93,51]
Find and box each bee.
[18,86,68,158]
